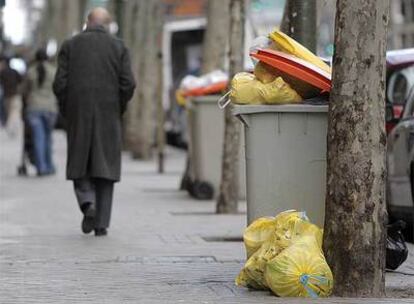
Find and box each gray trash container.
[233,103,328,226]
[187,95,246,199]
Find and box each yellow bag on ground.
[243,234,283,288]
[230,72,264,105]
[243,217,276,258]
[273,210,323,249]
[259,77,302,104]
[235,268,267,290]
[269,30,331,74]
[242,211,305,287]
[241,211,324,288]
[265,236,333,298]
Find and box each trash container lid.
[251,49,332,92]
[232,104,328,116]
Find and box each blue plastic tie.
[299,274,322,298]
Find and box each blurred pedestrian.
[53,7,135,237]
[24,49,58,176]
[0,56,23,137]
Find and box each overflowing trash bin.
[230,30,335,296]
[218,30,332,224]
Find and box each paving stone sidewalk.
[0,130,413,303]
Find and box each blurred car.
[387,85,414,242]
[386,49,414,134]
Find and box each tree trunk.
[280,0,291,35]
[286,0,317,52]
[216,0,245,214]
[131,0,163,159]
[111,0,126,38]
[122,0,144,151]
[323,0,389,297]
[45,0,85,47]
[201,0,231,74]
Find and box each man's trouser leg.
[73,178,96,213]
[95,178,114,229]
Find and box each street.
[0,130,414,303]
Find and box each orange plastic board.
[251,49,332,92]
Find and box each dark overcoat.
[53,26,135,181]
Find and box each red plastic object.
[182,81,228,97]
[251,48,332,92]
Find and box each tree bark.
[201,0,231,74]
[131,0,163,159]
[280,0,291,35]
[216,0,245,214]
[122,0,144,151]
[43,0,85,47]
[285,0,317,52]
[323,0,389,297]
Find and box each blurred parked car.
[386,49,414,134]
[387,85,414,242]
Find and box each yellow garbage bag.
[254,61,279,84]
[175,89,187,107]
[230,72,302,105]
[259,77,302,104]
[269,30,332,74]
[254,61,321,99]
[243,217,276,258]
[243,234,284,288]
[235,268,267,290]
[273,210,323,249]
[265,236,333,298]
[242,211,324,288]
[230,72,264,105]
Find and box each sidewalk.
[0,130,413,303]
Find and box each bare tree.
[216,0,245,214]
[323,0,389,297]
[201,0,231,74]
[131,0,163,159]
[38,0,86,47]
[121,1,146,151]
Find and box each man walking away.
[53,8,136,237]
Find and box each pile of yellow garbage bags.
[231,30,332,105]
[235,210,333,298]
[230,72,302,105]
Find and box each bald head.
[87,7,111,29]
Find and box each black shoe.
[81,205,95,234]
[94,228,107,237]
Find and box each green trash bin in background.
[186,95,246,200]
[233,103,328,226]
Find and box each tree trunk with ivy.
[323,0,389,297]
